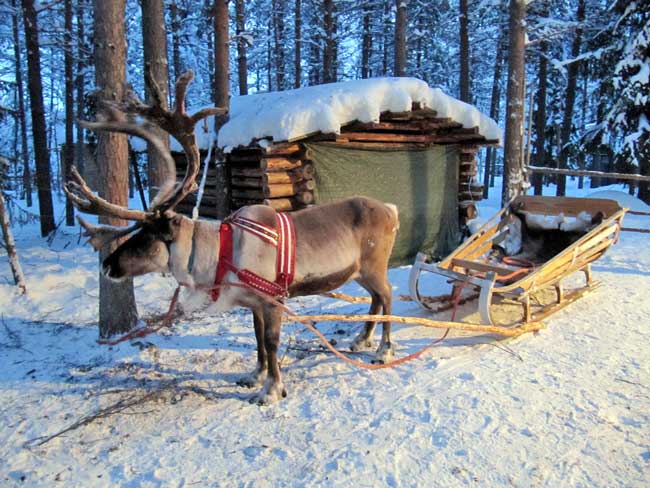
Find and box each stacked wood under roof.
[176,102,496,218]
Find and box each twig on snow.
[24,380,178,448]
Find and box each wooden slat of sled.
[451,258,515,276]
[439,208,507,269]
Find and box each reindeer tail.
[385,203,400,231]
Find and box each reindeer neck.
[171,216,221,288]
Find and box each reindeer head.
[65,68,226,281]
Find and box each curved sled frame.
[410,196,627,325]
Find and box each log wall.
[227,143,315,212]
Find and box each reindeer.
[65,70,400,405]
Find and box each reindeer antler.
[64,68,228,246]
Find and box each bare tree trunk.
[361,4,372,79]
[556,0,585,196]
[142,0,170,202]
[12,0,32,207]
[308,7,321,86]
[64,0,75,225]
[483,24,505,198]
[235,0,248,95]
[75,0,86,179]
[294,0,302,88]
[205,0,215,94]
[501,0,527,206]
[394,0,407,76]
[169,2,182,84]
[0,188,27,294]
[578,64,588,190]
[273,0,286,90]
[21,0,55,236]
[323,0,336,83]
[267,19,273,91]
[533,36,548,195]
[93,0,138,338]
[214,0,231,219]
[382,0,389,75]
[459,0,470,102]
[415,14,423,74]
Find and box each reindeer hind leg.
[353,276,395,363]
[350,288,381,352]
[373,278,395,364]
[237,307,268,388]
[251,304,287,405]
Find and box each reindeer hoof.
[250,380,286,405]
[350,336,375,352]
[372,341,396,364]
[237,369,267,388]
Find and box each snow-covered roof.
[218,77,502,151]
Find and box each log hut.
[175,78,500,265]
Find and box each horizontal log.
[263,198,296,212]
[263,171,297,185]
[261,157,303,172]
[526,165,650,183]
[263,166,314,184]
[263,142,302,155]
[337,132,432,143]
[176,203,221,219]
[459,152,476,162]
[231,167,264,178]
[264,183,297,198]
[264,180,315,198]
[228,152,262,163]
[232,198,262,208]
[232,188,265,200]
[459,191,484,200]
[459,183,484,192]
[232,176,262,188]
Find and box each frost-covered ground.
[1,179,649,487]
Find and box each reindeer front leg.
[237,308,268,388]
[251,304,287,405]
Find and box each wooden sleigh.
[409,196,627,325]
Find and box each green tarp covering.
[306,142,460,267]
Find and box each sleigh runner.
[409,195,627,325]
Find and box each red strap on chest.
[210,212,296,302]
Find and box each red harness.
[209,211,296,301]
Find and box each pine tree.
[21,0,56,236]
[608,0,650,202]
[93,0,138,337]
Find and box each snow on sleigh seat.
[409,195,627,326]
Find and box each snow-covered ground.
[1,178,649,487]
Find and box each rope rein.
[96,279,460,369]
